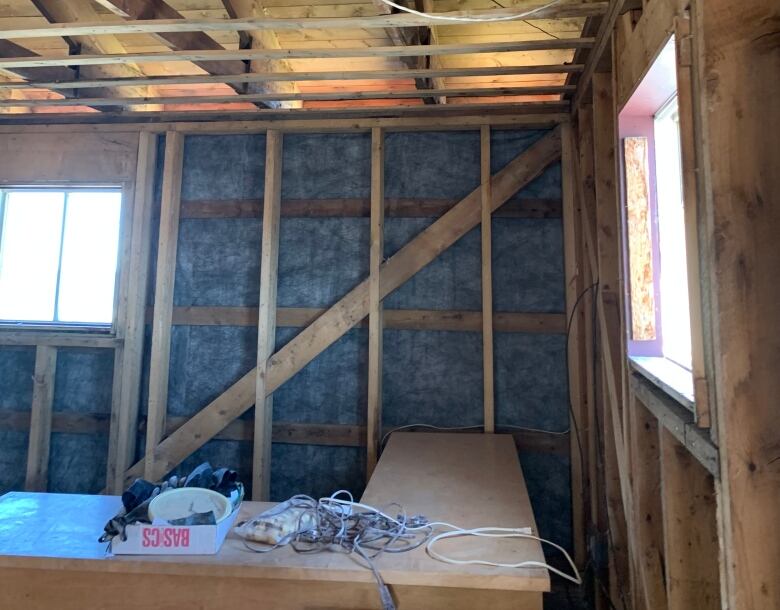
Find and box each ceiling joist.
[0,84,576,108]
[0,64,584,92]
[0,38,595,69]
[0,3,608,40]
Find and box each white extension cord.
[323,492,582,585]
[376,0,565,23]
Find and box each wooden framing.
[252,129,282,501]
[24,346,57,492]
[480,125,494,433]
[106,131,158,493]
[0,5,608,40]
[144,131,184,481]
[120,128,562,487]
[366,127,384,476]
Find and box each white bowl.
[148,488,232,524]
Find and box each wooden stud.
[144,131,184,481]
[120,128,562,486]
[480,125,495,433]
[106,132,157,493]
[629,395,668,610]
[659,428,720,610]
[562,121,587,567]
[366,127,384,477]
[252,129,283,501]
[24,346,57,492]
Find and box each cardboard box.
[110,504,240,555]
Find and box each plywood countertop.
[0,433,550,592]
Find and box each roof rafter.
[27,0,158,111]
[220,0,301,109]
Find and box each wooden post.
[24,345,57,491]
[562,121,587,567]
[253,129,282,500]
[107,132,157,493]
[480,125,495,433]
[659,427,720,610]
[366,127,384,476]
[697,1,780,607]
[144,131,184,481]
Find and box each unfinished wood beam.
[221,0,301,109]
[98,0,247,79]
[572,0,627,110]
[367,127,384,476]
[659,428,720,610]
[27,0,156,108]
[24,346,57,492]
[252,130,282,500]
[480,125,494,433]
[106,132,158,494]
[0,85,577,109]
[0,39,596,70]
[700,1,780,606]
[630,394,668,610]
[160,306,567,334]
[562,120,588,567]
[0,4,608,40]
[122,128,562,486]
[0,65,584,93]
[144,131,184,481]
[0,40,77,88]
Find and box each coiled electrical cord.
[237,490,581,610]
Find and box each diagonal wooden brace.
[122,126,562,487]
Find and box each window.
[0,188,122,327]
[619,36,696,405]
[654,97,692,369]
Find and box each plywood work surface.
[0,433,548,593]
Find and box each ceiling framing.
[0,0,615,119]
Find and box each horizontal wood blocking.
[181,197,562,220]
[0,331,119,349]
[0,104,569,127]
[631,373,719,477]
[144,307,566,334]
[0,5,608,40]
[0,410,568,455]
[0,65,585,93]
[0,39,596,70]
[0,86,576,109]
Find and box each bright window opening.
[0,188,122,327]
[654,97,692,370]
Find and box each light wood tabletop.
[0,433,549,608]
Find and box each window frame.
[0,182,129,335]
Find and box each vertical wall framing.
[24,345,57,491]
[562,121,588,567]
[107,132,158,493]
[366,127,385,476]
[253,129,282,501]
[480,126,495,433]
[144,131,184,481]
